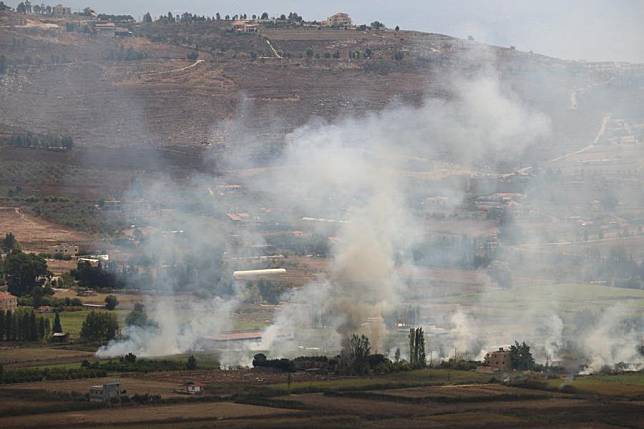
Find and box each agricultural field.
[0,347,94,370]
[43,309,129,339]
[11,376,187,399]
[545,372,644,397]
[0,206,92,252]
[0,401,302,429]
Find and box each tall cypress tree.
[0,310,5,341]
[6,312,13,341]
[10,312,18,341]
[38,316,46,341]
[408,327,426,369]
[53,311,63,334]
[29,311,37,341]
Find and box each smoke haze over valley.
[0,3,643,427]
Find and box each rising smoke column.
[101,61,592,365]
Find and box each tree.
[0,54,7,75]
[5,251,48,296]
[339,334,371,375]
[2,233,19,253]
[142,12,152,23]
[215,12,221,20]
[16,2,26,13]
[80,311,119,343]
[305,47,314,58]
[126,303,151,327]
[186,355,198,370]
[187,51,199,61]
[52,311,63,333]
[395,25,400,32]
[370,21,385,30]
[104,295,118,310]
[409,327,426,368]
[0,2,12,12]
[509,341,535,370]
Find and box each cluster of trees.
[252,353,294,372]
[252,330,428,376]
[338,334,373,375]
[125,303,155,328]
[148,10,306,25]
[2,133,73,151]
[509,341,535,370]
[265,232,329,257]
[3,249,49,297]
[244,279,286,305]
[0,310,50,342]
[79,311,119,343]
[72,260,124,290]
[81,353,197,372]
[14,2,82,16]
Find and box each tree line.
[0,310,50,342]
[2,133,73,151]
[253,327,428,375]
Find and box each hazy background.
[8,0,644,63]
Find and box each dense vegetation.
[82,353,198,373]
[4,251,48,297]
[0,309,50,342]
[1,133,73,151]
[79,311,119,343]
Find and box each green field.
[440,283,644,313]
[44,309,129,339]
[546,372,644,397]
[267,368,493,394]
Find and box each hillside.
[3,13,639,169]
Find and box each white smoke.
[581,305,643,373]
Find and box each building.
[94,22,116,37]
[89,381,125,403]
[324,12,352,27]
[51,4,71,17]
[180,381,204,395]
[480,348,512,372]
[232,20,259,33]
[0,292,18,312]
[114,28,133,37]
[49,243,79,257]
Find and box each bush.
[252,354,294,372]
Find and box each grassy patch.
[44,309,128,339]
[545,372,644,397]
[267,369,492,394]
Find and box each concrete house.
[89,381,125,403]
[480,348,512,372]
